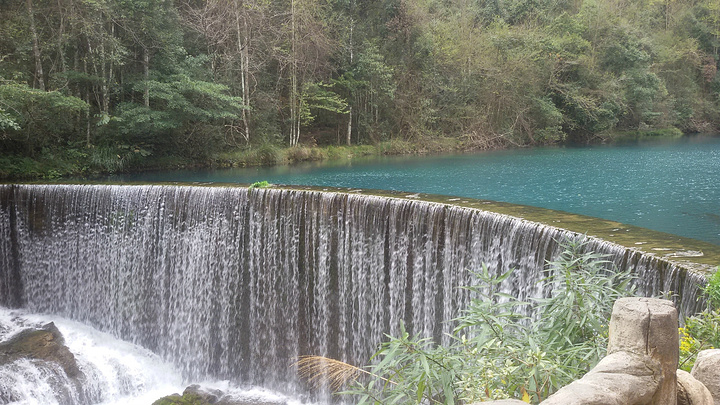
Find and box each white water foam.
[0,307,314,405]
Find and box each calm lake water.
[114,135,720,246]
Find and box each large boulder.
[691,349,720,405]
[0,322,80,378]
[677,369,713,405]
[542,297,678,405]
[153,385,288,405]
[0,322,87,405]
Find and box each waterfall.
[0,184,708,400]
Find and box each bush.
[299,238,636,404]
[248,181,271,189]
[704,269,720,309]
[679,268,720,371]
[244,144,281,166]
[284,146,328,164]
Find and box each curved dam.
[0,183,716,400]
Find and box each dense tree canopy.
[1,0,719,177]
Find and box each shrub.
[679,267,720,371]
[299,238,635,404]
[249,181,271,189]
[246,144,281,166]
[704,269,720,309]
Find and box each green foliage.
[0,106,20,131]
[530,96,565,142]
[87,144,151,173]
[299,82,349,127]
[249,181,271,189]
[2,0,720,178]
[0,82,88,152]
[115,72,244,136]
[678,268,720,371]
[284,146,328,163]
[679,310,720,372]
[343,238,635,404]
[704,268,720,309]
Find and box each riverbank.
[0,128,706,181]
[0,136,485,180]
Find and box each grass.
[211,138,465,170]
[0,136,470,180]
[604,127,684,141]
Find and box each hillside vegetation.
[0,0,719,178]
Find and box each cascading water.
[0,184,709,403]
[0,307,184,405]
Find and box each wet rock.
[153,385,288,405]
[184,384,223,403]
[0,322,80,378]
[0,322,87,405]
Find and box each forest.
[0,0,719,178]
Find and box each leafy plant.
[679,267,720,371]
[300,238,636,404]
[704,269,720,309]
[249,181,271,189]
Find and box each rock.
[691,349,720,405]
[541,351,660,405]
[217,397,287,405]
[184,385,223,403]
[542,297,679,405]
[677,369,713,405]
[0,322,87,405]
[0,322,81,378]
[469,400,528,404]
[607,297,678,405]
[153,385,288,405]
[152,393,189,405]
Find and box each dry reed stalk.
[293,355,396,391]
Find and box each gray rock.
[542,351,659,405]
[691,349,720,405]
[677,369,713,405]
[607,297,678,405]
[542,297,678,405]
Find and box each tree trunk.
[56,0,68,77]
[143,47,150,107]
[99,26,109,114]
[235,0,251,144]
[346,106,352,146]
[105,22,114,115]
[26,0,45,91]
[84,57,91,146]
[347,13,354,146]
[290,0,298,146]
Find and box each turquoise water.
[114,135,720,245]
